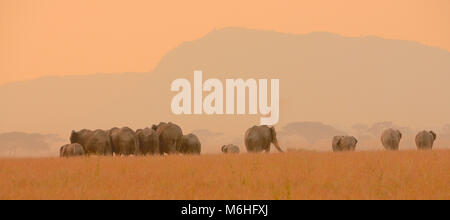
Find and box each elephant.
[59,143,86,157]
[332,136,358,152]
[221,144,240,154]
[152,122,183,154]
[244,125,283,153]
[70,129,113,155]
[180,133,201,155]
[381,129,402,150]
[107,127,140,156]
[136,127,160,155]
[415,130,436,150]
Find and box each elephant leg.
[264,143,271,153]
[153,146,160,155]
[103,147,109,156]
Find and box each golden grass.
[0,150,448,200]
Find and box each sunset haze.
[1,0,450,84]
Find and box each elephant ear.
[59,146,65,156]
[151,124,158,131]
[398,130,403,139]
[353,136,358,144]
[430,131,437,141]
[221,145,227,152]
[70,130,77,143]
[332,136,342,147]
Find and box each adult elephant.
[244,125,283,153]
[415,130,436,150]
[152,122,183,155]
[180,133,201,155]
[221,144,240,154]
[381,129,402,151]
[70,129,113,155]
[108,127,140,156]
[136,128,160,155]
[60,143,86,157]
[332,136,358,152]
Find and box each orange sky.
[1,0,449,85]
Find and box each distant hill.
[0,132,65,157]
[1,27,449,144]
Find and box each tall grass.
[0,150,448,200]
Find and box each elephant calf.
[415,130,436,150]
[221,144,240,154]
[332,136,358,152]
[180,133,201,155]
[381,129,402,151]
[60,143,86,157]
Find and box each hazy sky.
[1,0,449,85]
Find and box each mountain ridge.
[2,27,448,87]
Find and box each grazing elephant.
[244,125,283,153]
[381,129,402,151]
[180,133,201,155]
[332,136,358,152]
[152,122,183,154]
[108,127,140,156]
[70,129,113,155]
[60,143,86,157]
[221,144,240,154]
[136,128,160,155]
[415,130,436,150]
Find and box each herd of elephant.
[332,129,436,152]
[60,122,198,157]
[59,122,437,157]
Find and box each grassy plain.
[0,150,448,200]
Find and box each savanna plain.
[0,150,448,200]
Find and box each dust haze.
[1,28,450,156]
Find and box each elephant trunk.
[272,139,283,152]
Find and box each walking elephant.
[136,128,160,155]
[415,130,436,150]
[108,127,140,156]
[180,133,201,155]
[381,129,402,151]
[332,136,357,152]
[244,125,283,153]
[152,122,183,155]
[59,143,86,157]
[70,129,113,155]
[221,144,240,154]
